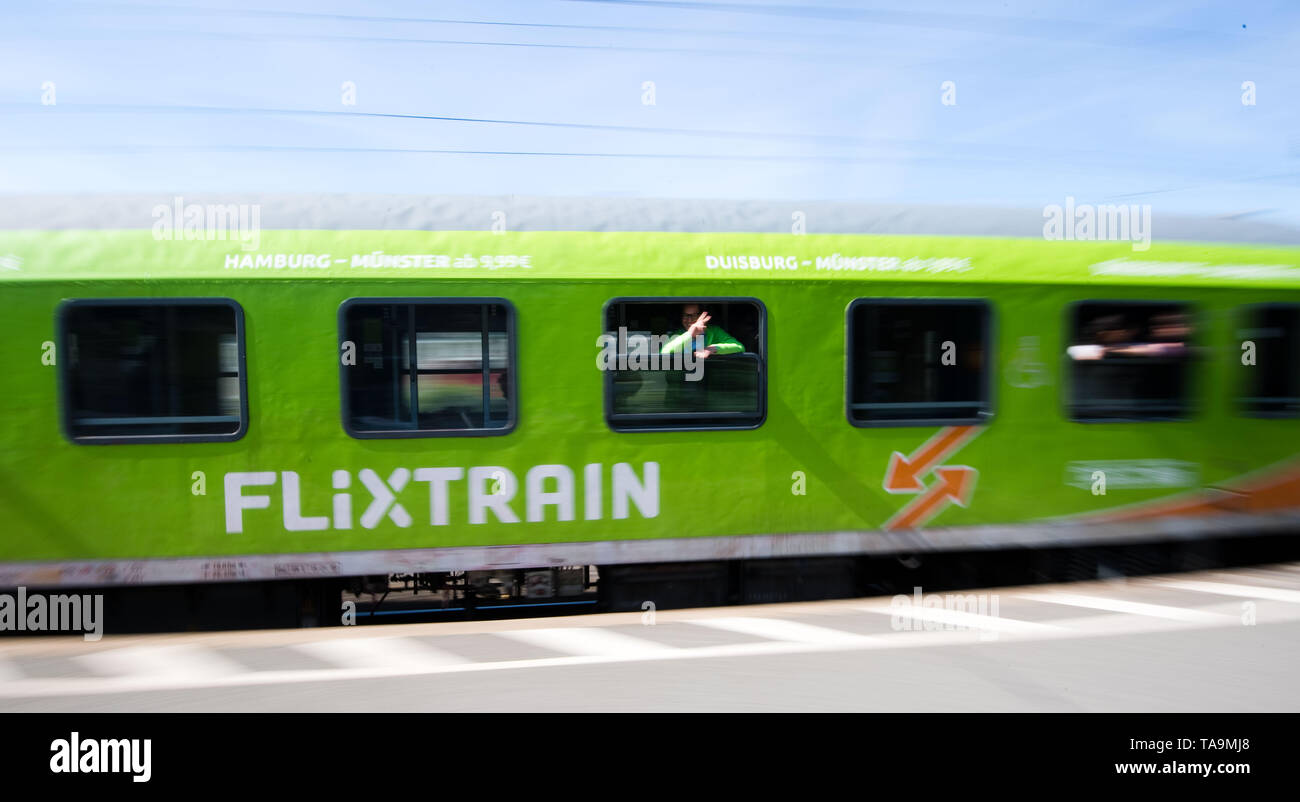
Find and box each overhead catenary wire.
[37,0,867,43]
[0,102,1282,182]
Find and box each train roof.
[2,194,1299,289]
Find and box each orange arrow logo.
[884,466,979,530]
[882,426,982,493]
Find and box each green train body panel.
[1,229,1298,567]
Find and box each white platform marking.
[291,637,467,670]
[857,605,1061,634]
[1014,592,1229,623]
[77,644,244,680]
[1158,580,1300,605]
[6,569,1300,700]
[688,617,871,645]
[496,627,677,657]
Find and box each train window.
[1066,301,1194,421]
[340,299,515,438]
[847,299,992,426]
[1237,304,1300,417]
[59,299,246,444]
[602,298,765,431]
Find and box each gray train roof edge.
[1,193,1299,245]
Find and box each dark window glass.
[603,299,764,430]
[342,300,513,437]
[61,301,244,442]
[1238,304,1300,417]
[1067,301,1194,421]
[848,299,991,425]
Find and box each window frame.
[845,297,995,429]
[1235,301,1300,419]
[338,296,517,440]
[1063,298,1198,424]
[601,295,768,433]
[57,297,249,445]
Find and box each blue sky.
[1,0,1297,225]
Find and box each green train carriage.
[1,196,1298,617]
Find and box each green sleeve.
[659,330,694,355]
[706,327,745,355]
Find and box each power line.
[1,102,1262,174]
[39,1,865,44]
[0,143,1018,167]
[11,145,1284,189]
[0,27,851,63]
[565,0,1289,66]
[0,102,868,146]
